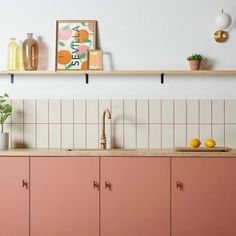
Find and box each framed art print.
[55,20,96,71]
[89,50,103,70]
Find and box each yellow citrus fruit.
[205,139,216,148]
[190,138,201,148]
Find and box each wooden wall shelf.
[2,70,236,84]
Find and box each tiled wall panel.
[6,99,236,149]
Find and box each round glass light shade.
[215,12,232,29]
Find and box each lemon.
[190,138,201,148]
[205,139,216,148]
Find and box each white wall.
[0,0,235,99]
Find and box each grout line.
[211,100,213,139]
[173,100,175,148]
[160,100,163,149]
[47,99,49,148]
[198,100,200,139]
[98,99,100,149]
[135,99,137,149]
[148,100,150,149]
[224,100,226,147]
[23,100,25,148]
[85,100,88,149]
[73,99,75,149]
[35,100,37,148]
[186,100,187,147]
[123,99,125,149]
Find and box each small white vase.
[0,133,9,149]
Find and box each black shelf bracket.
[85,73,89,84]
[9,73,14,84]
[161,73,165,84]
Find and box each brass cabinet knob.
[105,181,112,191]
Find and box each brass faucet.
[101,109,111,150]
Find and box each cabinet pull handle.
[105,181,112,191]
[22,180,29,189]
[93,181,100,190]
[176,181,183,190]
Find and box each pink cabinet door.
[101,157,170,236]
[172,158,236,236]
[30,157,99,236]
[0,157,29,236]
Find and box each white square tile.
[200,100,211,124]
[149,100,161,123]
[124,100,136,124]
[187,125,199,147]
[149,124,161,148]
[74,124,86,148]
[212,125,225,147]
[212,100,224,124]
[124,124,136,148]
[175,125,187,147]
[24,100,36,123]
[5,99,12,124]
[74,100,86,123]
[11,124,24,148]
[200,125,212,144]
[49,100,61,124]
[99,123,111,149]
[111,100,123,124]
[225,100,236,123]
[62,124,73,148]
[162,100,173,124]
[137,124,148,148]
[162,124,174,148]
[62,100,73,123]
[37,100,48,123]
[112,124,124,149]
[24,124,36,148]
[137,100,148,123]
[49,124,61,148]
[87,100,99,124]
[187,100,199,124]
[87,124,99,148]
[99,100,111,123]
[36,124,48,148]
[12,99,23,123]
[174,100,186,124]
[225,125,236,148]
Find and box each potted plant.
[0,93,12,149]
[187,54,204,70]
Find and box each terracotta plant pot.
[189,60,202,70]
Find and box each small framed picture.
[89,50,103,70]
[55,20,97,71]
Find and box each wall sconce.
[214,9,232,43]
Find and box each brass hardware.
[101,109,111,150]
[176,181,183,190]
[214,30,228,43]
[22,180,29,189]
[93,181,100,190]
[105,181,112,191]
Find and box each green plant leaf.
[79,54,86,60]
[58,41,65,47]
[66,62,74,70]
[62,24,70,30]
[83,39,91,43]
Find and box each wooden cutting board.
[175,147,231,152]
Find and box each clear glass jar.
[23,33,39,70]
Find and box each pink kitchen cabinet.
[0,157,29,236]
[30,157,99,236]
[100,157,170,236]
[172,157,236,236]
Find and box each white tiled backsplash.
[5,99,236,149]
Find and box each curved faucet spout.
[101,109,112,150]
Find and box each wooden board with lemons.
[175,138,231,152]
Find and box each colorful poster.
[56,20,96,70]
[89,50,103,70]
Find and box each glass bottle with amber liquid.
[22,33,39,70]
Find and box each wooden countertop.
[0,148,235,157]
